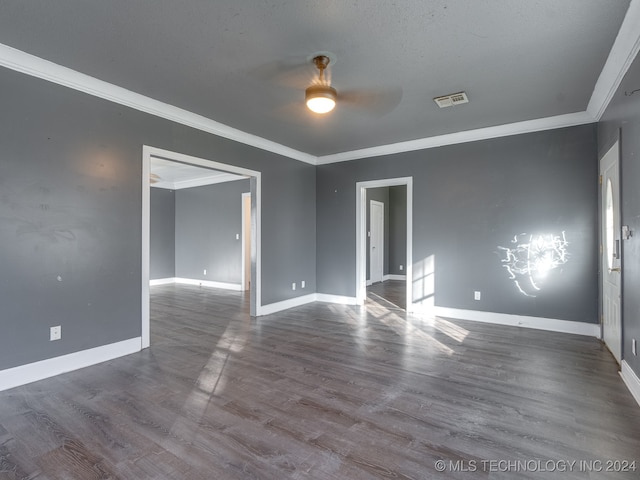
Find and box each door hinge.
[599,174,603,186]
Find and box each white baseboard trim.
[258,293,359,316]
[0,337,141,392]
[433,307,600,337]
[383,274,406,281]
[150,277,176,286]
[150,277,242,290]
[367,276,406,286]
[621,361,640,408]
[315,294,359,305]
[174,277,242,291]
[258,294,317,316]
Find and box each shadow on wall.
[413,254,435,310]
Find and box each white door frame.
[241,192,251,291]
[369,200,385,284]
[142,145,262,349]
[356,177,413,311]
[600,140,622,363]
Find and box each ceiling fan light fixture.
[305,84,337,114]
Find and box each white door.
[242,193,251,291]
[600,141,622,364]
[370,200,384,284]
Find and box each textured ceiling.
[0,0,632,157]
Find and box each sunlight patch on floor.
[371,304,455,356]
[168,318,250,447]
[433,317,469,344]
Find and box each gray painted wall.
[150,187,175,280]
[598,50,640,378]
[389,185,407,276]
[0,67,316,370]
[317,125,598,323]
[175,179,249,284]
[0,60,605,376]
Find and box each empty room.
[1,1,640,478]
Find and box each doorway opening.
[142,146,262,349]
[356,177,413,312]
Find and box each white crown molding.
[149,181,175,190]
[3,1,637,169]
[587,0,640,120]
[0,43,316,165]
[151,172,245,190]
[315,111,595,165]
[171,172,245,190]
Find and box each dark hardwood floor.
[367,280,406,310]
[1,284,639,479]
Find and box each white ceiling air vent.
[433,91,469,108]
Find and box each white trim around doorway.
[142,146,262,349]
[356,177,413,312]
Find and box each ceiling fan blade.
[248,57,317,89]
[339,86,403,116]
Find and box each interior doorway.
[356,177,413,312]
[142,146,262,349]
[600,140,622,364]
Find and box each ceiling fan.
[251,53,402,118]
[305,55,337,114]
[303,54,402,116]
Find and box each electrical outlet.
[292,282,296,291]
[236,233,240,240]
[301,280,305,289]
[633,338,637,356]
[399,265,403,271]
[50,325,61,341]
[203,269,207,275]
[474,291,481,301]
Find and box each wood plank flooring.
[1,284,639,479]
[367,280,406,310]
